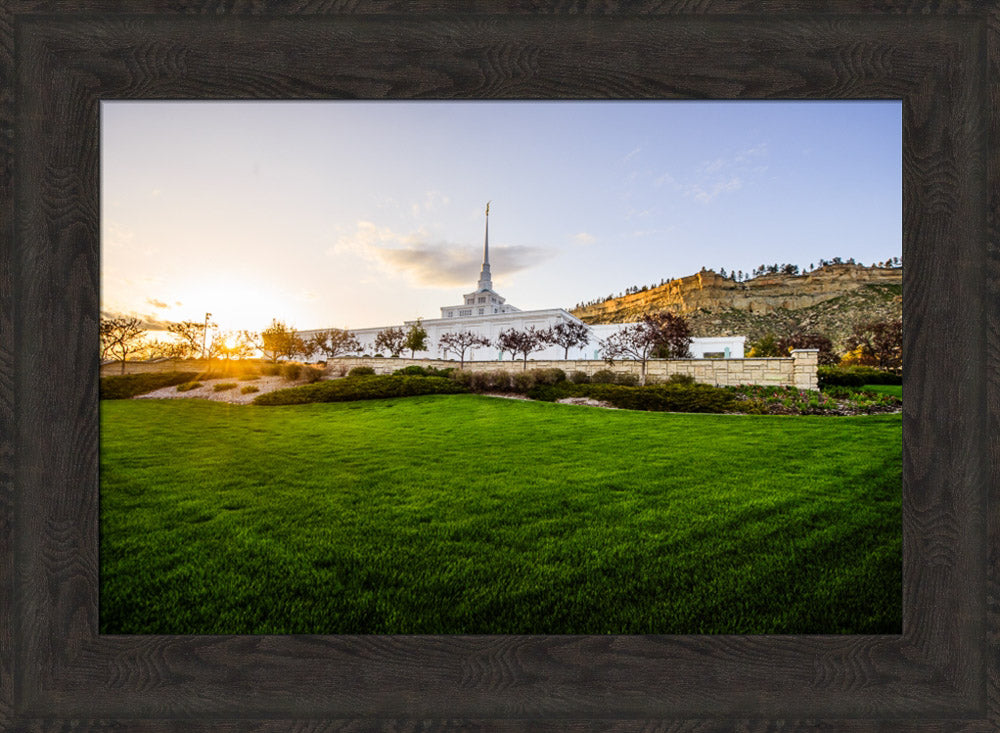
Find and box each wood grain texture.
[0,2,17,732]
[983,5,1000,732]
[2,3,998,731]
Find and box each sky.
[101,100,901,334]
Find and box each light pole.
[202,312,212,360]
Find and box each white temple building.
[300,206,745,362]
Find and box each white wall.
[300,312,746,361]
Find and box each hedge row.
[818,366,902,387]
[253,374,468,406]
[393,365,456,378]
[100,371,199,400]
[524,381,736,413]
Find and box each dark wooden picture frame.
[2,3,997,730]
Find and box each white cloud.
[622,146,642,163]
[331,220,552,288]
[654,143,766,205]
[573,232,596,246]
[687,177,743,204]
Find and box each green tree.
[776,332,839,366]
[255,320,299,363]
[375,327,407,357]
[405,320,428,358]
[747,333,782,357]
[844,320,902,372]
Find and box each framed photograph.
[98,98,904,639]
[4,3,997,730]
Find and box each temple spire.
[477,201,492,291]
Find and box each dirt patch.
[134,375,305,405]
[555,396,618,409]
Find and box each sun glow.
[172,275,307,334]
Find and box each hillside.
[570,264,902,352]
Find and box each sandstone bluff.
[571,263,902,353]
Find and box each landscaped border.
[2,4,997,731]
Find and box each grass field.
[100,395,902,634]
[861,384,903,398]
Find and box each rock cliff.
[570,264,902,352]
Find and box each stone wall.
[101,351,820,389]
[325,349,819,389]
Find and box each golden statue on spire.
[486,201,490,217]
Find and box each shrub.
[175,381,202,393]
[449,369,474,388]
[469,369,513,392]
[615,372,640,386]
[254,375,468,406]
[302,366,324,383]
[569,370,590,384]
[100,371,199,400]
[280,363,302,381]
[240,385,259,394]
[239,374,260,381]
[667,373,696,385]
[525,382,577,402]
[528,367,566,385]
[213,382,238,392]
[591,369,617,384]
[818,365,901,388]
[395,365,455,378]
[512,371,536,392]
[580,383,736,413]
[260,363,281,376]
[522,381,736,413]
[348,366,376,377]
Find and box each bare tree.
[599,313,690,385]
[495,327,552,370]
[167,319,215,360]
[647,312,692,359]
[374,327,407,357]
[547,321,590,359]
[100,316,146,374]
[438,331,491,368]
[296,334,318,362]
[312,328,362,360]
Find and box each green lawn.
[100,395,902,635]
[862,384,903,398]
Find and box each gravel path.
[134,375,303,405]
